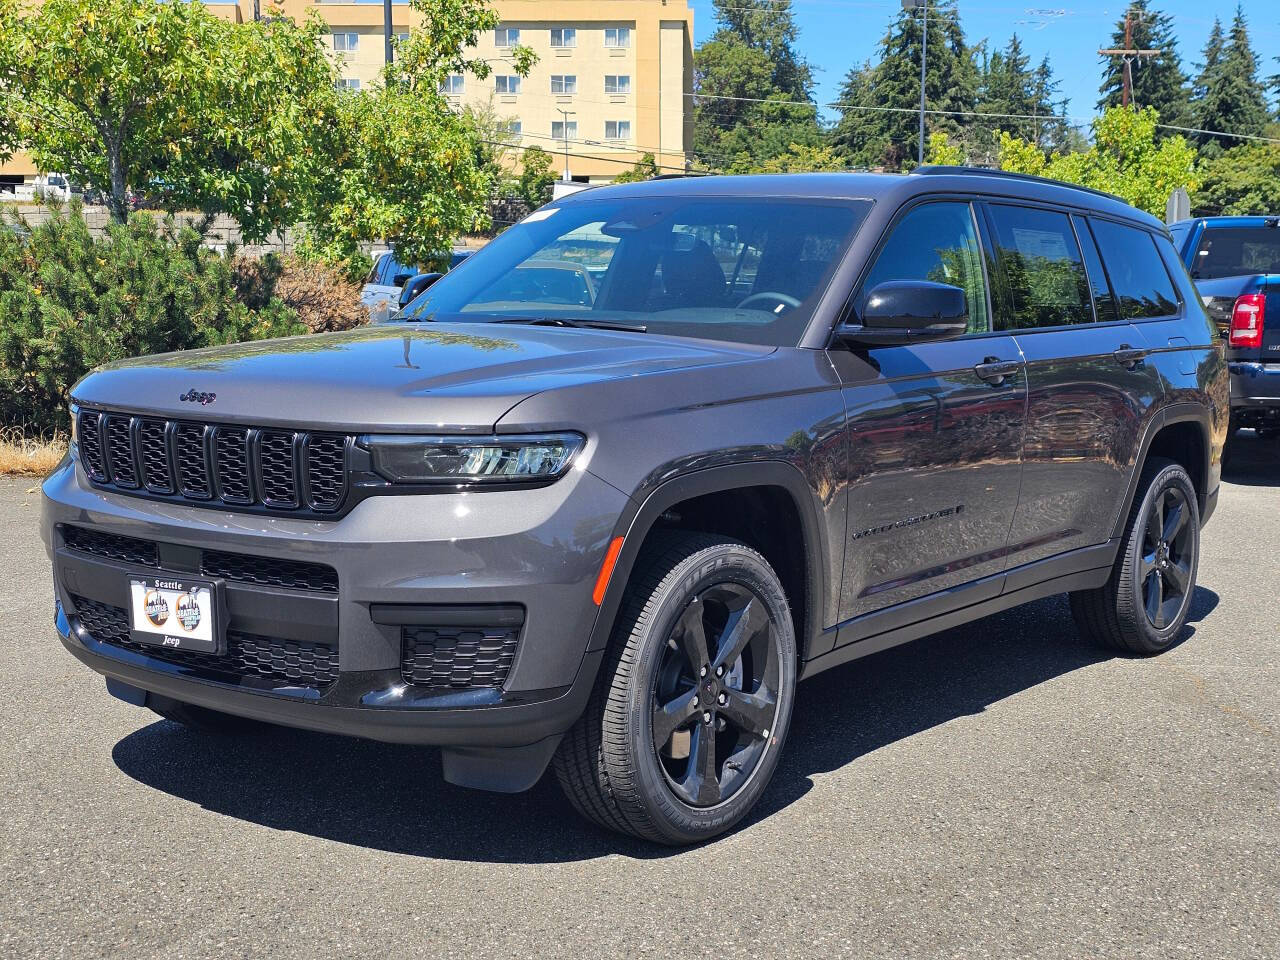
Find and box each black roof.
[563,168,1161,230]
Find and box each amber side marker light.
[593,536,625,606]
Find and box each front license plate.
[128,575,220,654]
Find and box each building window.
[495,75,521,95]
[336,78,361,91]
[604,75,631,94]
[550,75,577,95]
[440,75,464,95]
[503,121,522,135]
[396,32,410,44]
[604,27,631,48]
[604,120,631,140]
[551,120,578,141]
[332,32,358,53]
[550,27,576,48]
[495,27,519,47]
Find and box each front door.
[830,200,1027,627]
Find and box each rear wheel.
[148,695,267,736]
[1070,458,1199,655]
[554,532,796,844]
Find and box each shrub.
[0,203,305,434]
[234,253,369,334]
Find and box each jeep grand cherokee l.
[42,169,1227,844]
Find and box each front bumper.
[42,459,629,787]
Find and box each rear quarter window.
[1088,219,1179,319]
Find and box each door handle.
[1114,344,1148,370]
[973,357,1020,386]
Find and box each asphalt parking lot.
[2,441,1277,960]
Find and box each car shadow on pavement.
[111,586,1219,862]
[1222,430,1280,486]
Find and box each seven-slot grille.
[75,407,351,514]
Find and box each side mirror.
[399,272,443,307]
[836,280,969,347]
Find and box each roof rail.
[651,171,712,180]
[911,165,1126,205]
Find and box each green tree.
[998,106,1197,216]
[1192,143,1280,215]
[4,0,339,235]
[743,142,845,174]
[517,146,555,208]
[613,153,659,184]
[973,37,1068,156]
[830,0,979,170]
[1190,6,1270,153]
[299,0,535,266]
[1097,2,1191,130]
[693,0,822,170]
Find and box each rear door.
[830,199,1027,625]
[989,204,1165,571]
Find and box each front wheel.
[554,532,796,844]
[1070,458,1199,655]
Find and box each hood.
[71,323,772,432]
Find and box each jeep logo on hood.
[179,389,217,406]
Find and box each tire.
[554,532,796,844]
[1070,457,1200,655]
[148,694,267,736]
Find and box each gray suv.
[42,170,1227,844]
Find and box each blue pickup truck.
[1170,216,1280,453]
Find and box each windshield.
[1189,226,1280,280]
[398,196,871,346]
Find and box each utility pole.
[384,0,393,66]
[1098,8,1160,108]
[556,108,575,181]
[902,0,929,165]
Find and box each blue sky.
[688,0,1280,129]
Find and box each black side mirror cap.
[398,272,444,307]
[836,280,969,347]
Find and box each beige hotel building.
[0,0,695,189]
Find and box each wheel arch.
[588,462,827,665]
[1113,403,1213,539]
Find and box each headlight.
[361,433,584,484]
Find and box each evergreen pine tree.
[1191,5,1270,151]
[830,0,978,170]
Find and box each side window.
[1073,214,1117,323]
[1089,218,1179,319]
[987,204,1091,328]
[861,202,990,335]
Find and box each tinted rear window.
[1189,226,1280,280]
[987,204,1091,328]
[1089,219,1179,319]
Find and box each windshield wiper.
[493,316,648,333]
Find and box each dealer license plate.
[128,575,220,654]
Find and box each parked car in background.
[361,248,473,322]
[44,170,1225,845]
[1170,216,1280,457]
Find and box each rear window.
[1089,219,1179,319]
[1188,226,1280,280]
[987,204,1091,328]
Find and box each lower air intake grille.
[200,549,338,593]
[61,526,159,566]
[401,625,520,689]
[71,595,339,691]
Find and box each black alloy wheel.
[1139,484,1194,630]
[651,582,781,808]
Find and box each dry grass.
[0,428,67,476]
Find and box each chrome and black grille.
[71,595,339,691]
[401,625,521,689]
[75,407,351,515]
